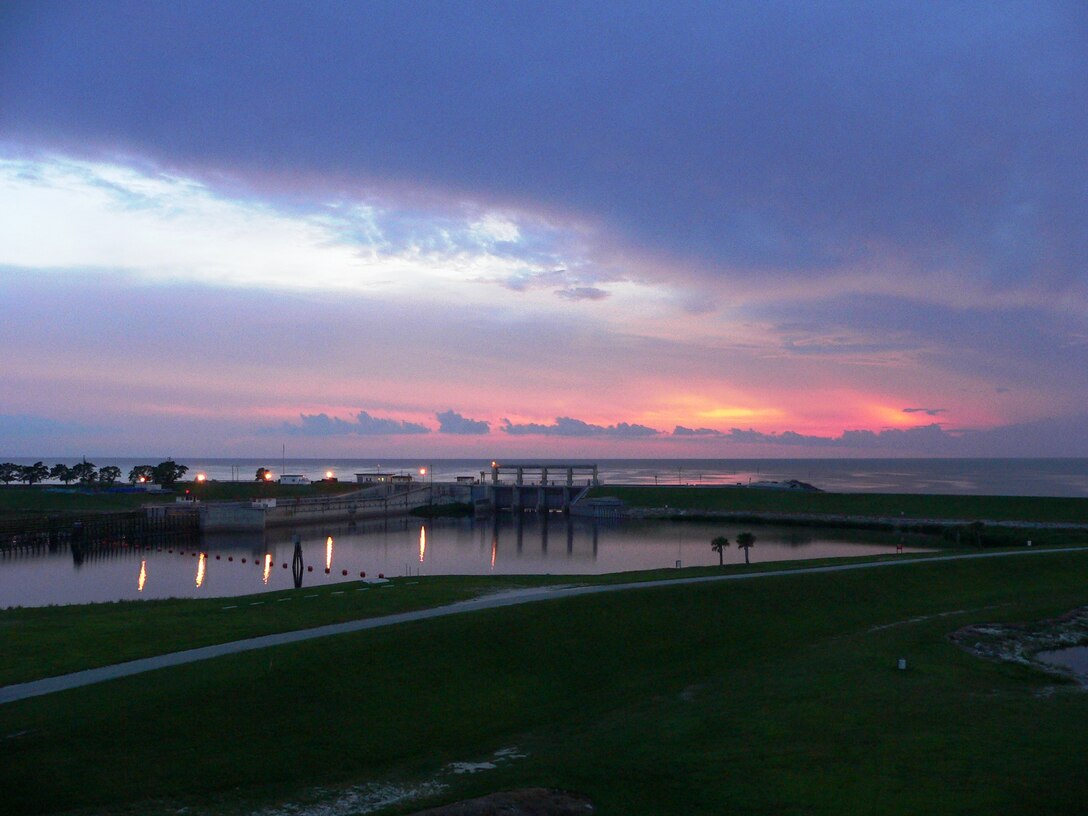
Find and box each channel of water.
[0,514,933,608]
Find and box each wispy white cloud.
[0,155,610,306]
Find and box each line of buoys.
[148,547,384,584]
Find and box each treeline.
[0,459,188,487]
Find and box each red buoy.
[359,571,365,578]
[341,569,348,576]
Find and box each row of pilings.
[0,510,200,562]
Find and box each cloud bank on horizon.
[0,1,1085,457]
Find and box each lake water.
[0,515,931,608]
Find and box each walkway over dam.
[472,463,599,513]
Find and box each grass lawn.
[0,481,362,517]
[592,484,1088,524]
[2,549,1087,814]
[0,553,948,687]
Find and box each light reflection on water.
[0,514,933,607]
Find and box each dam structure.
[196,463,603,532]
[473,463,598,513]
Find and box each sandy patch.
[949,605,1088,687]
[255,781,448,816]
[251,747,530,816]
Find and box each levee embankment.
[199,484,471,532]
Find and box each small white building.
[356,472,394,485]
[279,474,311,485]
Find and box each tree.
[736,531,756,565]
[711,536,729,567]
[967,520,985,547]
[71,461,97,485]
[128,465,155,484]
[99,465,122,485]
[19,461,49,486]
[152,459,188,486]
[50,463,75,485]
[0,463,19,485]
[255,467,273,482]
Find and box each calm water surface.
[0,515,931,607]
[1036,647,1088,675]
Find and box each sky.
[1,1,1086,458]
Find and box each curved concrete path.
[3,546,1085,705]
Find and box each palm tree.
[711,536,729,567]
[20,461,49,486]
[736,531,756,564]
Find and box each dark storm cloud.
[3,1,1083,289]
[436,410,490,435]
[500,417,661,438]
[282,411,430,436]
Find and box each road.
[2,546,1085,705]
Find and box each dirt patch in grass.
[950,605,1088,686]
[407,788,594,815]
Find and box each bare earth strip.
[3,547,1086,706]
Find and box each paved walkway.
[3,546,1085,705]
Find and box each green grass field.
[0,480,361,517]
[591,484,1088,524]
[2,550,1087,815]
